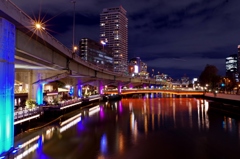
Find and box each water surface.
[13,97,240,159]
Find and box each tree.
[199,64,221,90]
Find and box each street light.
[72,0,77,57]
[101,40,107,50]
[34,22,45,30]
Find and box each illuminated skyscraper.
[238,45,240,73]
[100,6,128,73]
[226,54,239,82]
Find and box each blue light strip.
[0,18,15,155]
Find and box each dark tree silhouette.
[199,64,221,90]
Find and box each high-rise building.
[79,38,114,71]
[238,45,240,73]
[100,6,128,73]
[226,54,239,82]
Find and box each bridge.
[104,88,204,96]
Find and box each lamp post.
[72,0,76,57]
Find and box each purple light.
[100,106,104,119]
[129,83,133,89]
[118,101,123,113]
[118,84,122,94]
[98,81,104,95]
[100,134,107,154]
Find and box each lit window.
[114,35,119,40]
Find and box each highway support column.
[0,18,15,155]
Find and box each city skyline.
[11,0,240,79]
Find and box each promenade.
[204,92,240,102]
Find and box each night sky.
[11,0,240,79]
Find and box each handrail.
[14,107,41,121]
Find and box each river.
[11,96,240,159]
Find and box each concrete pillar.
[28,70,33,99]
[98,80,103,95]
[36,83,44,105]
[0,18,15,154]
[30,71,44,105]
[75,79,82,98]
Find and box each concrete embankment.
[204,92,240,105]
[204,92,240,116]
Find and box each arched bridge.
[105,88,204,96]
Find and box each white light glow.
[60,101,82,110]
[60,113,81,126]
[89,105,100,116]
[60,117,81,133]
[14,114,40,125]
[17,136,40,149]
[15,143,39,159]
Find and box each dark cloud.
[11,0,240,79]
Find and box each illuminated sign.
[134,65,139,73]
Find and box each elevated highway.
[0,0,169,87]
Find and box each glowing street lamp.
[35,22,45,30]
[35,23,41,29]
[101,40,107,50]
[73,46,78,52]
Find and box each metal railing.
[14,107,41,121]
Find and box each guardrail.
[14,107,42,125]
[105,88,204,95]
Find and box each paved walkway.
[204,92,240,101]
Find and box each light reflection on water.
[8,97,240,159]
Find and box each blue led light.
[12,150,17,154]
[78,88,82,97]
[0,18,15,155]
[69,87,74,96]
[36,83,44,105]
